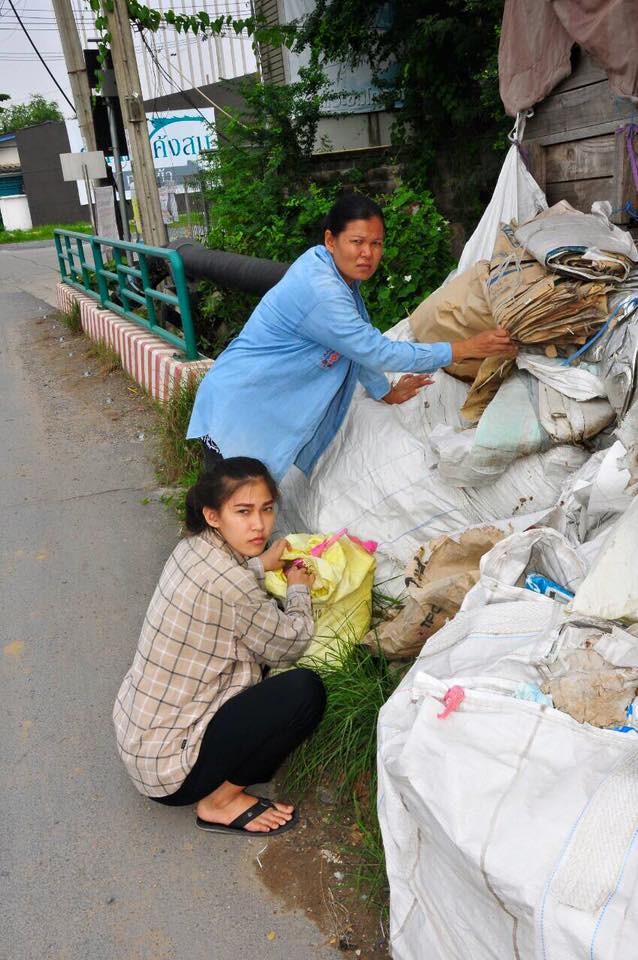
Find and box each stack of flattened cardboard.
[460,223,611,421]
[410,202,638,424]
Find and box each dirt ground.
[23,311,158,457]
[259,783,389,957]
[29,310,390,958]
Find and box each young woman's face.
[324,216,384,286]
[203,479,276,557]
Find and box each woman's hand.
[260,538,290,572]
[382,373,434,405]
[451,327,517,361]
[286,564,316,589]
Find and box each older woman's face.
[324,216,384,286]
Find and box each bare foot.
[196,791,294,833]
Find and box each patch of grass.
[154,376,204,489]
[86,338,121,375]
[60,301,82,335]
[0,221,92,244]
[371,584,406,626]
[285,642,405,800]
[284,640,408,906]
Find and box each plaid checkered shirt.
[113,528,314,797]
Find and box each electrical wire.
[138,27,250,157]
[5,0,76,113]
[139,28,250,129]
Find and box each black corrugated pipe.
[152,239,290,296]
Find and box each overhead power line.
[5,0,76,112]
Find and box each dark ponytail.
[321,192,385,240]
[184,457,278,534]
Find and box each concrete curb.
[57,282,211,402]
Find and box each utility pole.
[105,0,167,246]
[51,0,97,152]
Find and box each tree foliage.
[0,94,63,135]
[295,0,509,224]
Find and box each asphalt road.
[1,244,336,960]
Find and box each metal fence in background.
[166,174,210,243]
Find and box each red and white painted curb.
[57,283,211,401]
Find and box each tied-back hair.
[321,193,385,240]
[185,457,278,534]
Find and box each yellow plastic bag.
[264,533,376,663]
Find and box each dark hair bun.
[323,193,385,239]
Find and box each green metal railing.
[54,229,199,360]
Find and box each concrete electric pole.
[51,0,97,152]
[105,0,167,246]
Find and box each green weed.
[286,641,405,800]
[60,301,82,335]
[154,377,204,487]
[86,338,121,375]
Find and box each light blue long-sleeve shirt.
[187,244,452,480]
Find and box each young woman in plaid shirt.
[113,458,325,836]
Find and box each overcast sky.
[0,0,82,115]
[1,0,254,120]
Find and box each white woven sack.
[378,601,638,960]
[278,374,588,590]
[572,495,638,622]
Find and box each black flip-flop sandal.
[196,795,299,836]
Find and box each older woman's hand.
[452,327,517,361]
[381,373,434,405]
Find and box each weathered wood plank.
[546,176,613,211]
[545,135,615,182]
[526,119,633,147]
[526,80,634,140]
[551,52,606,94]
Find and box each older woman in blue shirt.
[187,194,514,480]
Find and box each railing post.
[54,232,67,281]
[137,253,157,329]
[64,234,77,282]
[169,250,198,360]
[76,237,92,291]
[91,238,110,306]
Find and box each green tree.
[0,94,63,135]
[295,0,508,228]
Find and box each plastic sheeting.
[456,145,546,274]
[377,394,638,958]
[572,496,638,623]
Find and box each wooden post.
[51,0,97,152]
[105,0,167,246]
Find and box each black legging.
[153,668,326,806]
